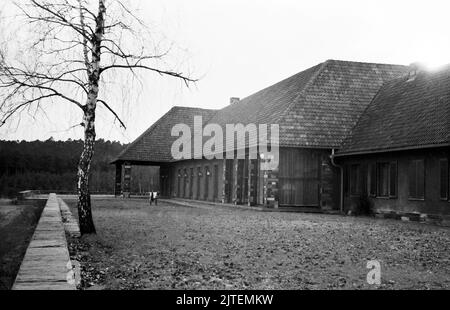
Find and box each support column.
[123,162,132,198]
[261,154,279,208]
[114,163,122,197]
[320,153,338,211]
[248,158,258,206]
[160,165,170,198]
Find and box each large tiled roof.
[113,59,409,163]
[338,65,450,155]
[277,60,408,147]
[113,107,217,163]
[207,59,407,149]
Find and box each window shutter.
[343,165,349,196]
[389,161,397,198]
[417,160,425,199]
[350,164,360,195]
[369,163,377,197]
[440,159,448,200]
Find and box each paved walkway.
[12,194,76,290]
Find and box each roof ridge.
[172,105,218,111]
[326,59,406,67]
[273,60,330,125]
[232,62,325,106]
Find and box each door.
[279,149,320,206]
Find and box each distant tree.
[0,1,196,234]
[0,139,130,197]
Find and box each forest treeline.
[0,139,159,197]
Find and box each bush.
[351,195,373,216]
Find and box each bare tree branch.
[100,64,197,87]
[97,99,126,129]
[0,0,198,234]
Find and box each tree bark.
[77,110,96,234]
[76,0,105,235]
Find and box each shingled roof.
[207,59,408,148]
[337,65,450,155]
[113,59,409,163]
[113,107,217,163]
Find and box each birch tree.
[0,0,196,234]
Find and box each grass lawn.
[0,199,45,290]
[66,198,450,290]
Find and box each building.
[334,64,450,222]
[112,59,413,213]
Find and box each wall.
[169,159,224,202]
[339,147,450,217]
[163,147,342,210]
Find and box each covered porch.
[112,160,168,198]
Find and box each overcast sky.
[1,0,450,143]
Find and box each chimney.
[407,62,425,82]
[230,97,240,105]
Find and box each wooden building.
[335,65,450,221]
[112,60,410,212]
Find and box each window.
[366,161,398,198]
[440,159,448,200]
[368,163,377,197]
[350,164,361,195]
[408,159,425,199]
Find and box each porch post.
[248,157,258,206]
[122,162,132,198]
[261,153,279,208]
[159,165,166,198]
[114,163,122,197]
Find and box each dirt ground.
[66,198,450,290]
[0,199,45,290]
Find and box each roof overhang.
[110,159,172,166]
[335,143,450,157]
